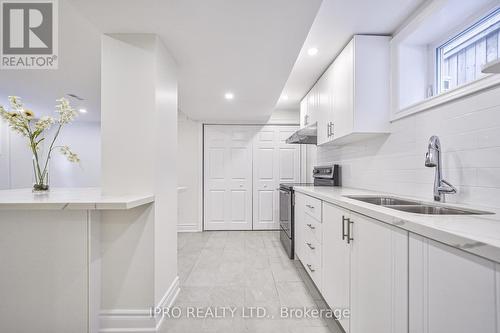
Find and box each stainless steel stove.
[279,165,340,259]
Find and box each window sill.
[391,75,500,122]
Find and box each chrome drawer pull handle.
[306,242,315,250]
[306,264,315,272]
[306,223,316,230]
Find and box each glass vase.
[32,155,50,194]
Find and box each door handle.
[306,264,315,273]
[347,219,354,244]
[306,223,315,230]
[342,215,349,241]
[306,204,314,209]
[306,242,315,250]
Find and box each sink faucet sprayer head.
[425,136,440,168]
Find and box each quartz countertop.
[293,186,500,263]
[0,188,155,210]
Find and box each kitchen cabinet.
[300,35,390,146]
[322,202,352,332]
[316,65,334,144]
[294,192,322,289]
[322,203,408,333]
[300,82,322,129]
[409,234,499,333]
[294,192,306,260]
[349,211,408,333]
[299,98,308,128]
[297,191,500,333]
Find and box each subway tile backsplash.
[310,85,500,209]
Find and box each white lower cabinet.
[322,203,408,333]
[322,203,352,332]
[295,193,323,289]
[296,194,500,333]
[294,192,306,261]
[409,234,500,333]
[349,212,408,333]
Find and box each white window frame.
[391,1,500,121]
[436,8,500,95]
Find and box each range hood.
[286,123,317,144]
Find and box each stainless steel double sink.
[345,196,493,215]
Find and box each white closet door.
[253,126,300,230]
[204,126,254,230]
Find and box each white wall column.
[100,33,178,332]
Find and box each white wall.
[51,122,101,188]
[0,120,101,189]
[308,86,500,210]
[100,33,178,327]
[177,112,202,232]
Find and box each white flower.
[0,104,29,137]
[35,116,55,131]
[60,146,80,163]
[55,98,78,124]
[8,96,23,111]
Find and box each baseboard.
[99,276,180,333]
[177,223,201,232]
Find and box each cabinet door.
[322,202,352,332]
[409,234,499,333]
[332,39,354,141]
[294,193,306,260]
[299,97,308,128]
[350,212,408,333]
[316,66,335,146]
[307,85,319,126]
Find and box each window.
[437,8,500,94]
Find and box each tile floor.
[161,231,342,333]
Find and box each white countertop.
[293,186,500,263]
[0,188,155,210]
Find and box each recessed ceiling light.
[307,47,319,56]
[79,108,87,114]
[281,94,289,100]
[224,92,234,100]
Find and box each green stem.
[40,124,62,183]
[26,123,44,185]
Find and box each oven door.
[279,188,292,238]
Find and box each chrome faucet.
[425,136,457,202]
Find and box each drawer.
[302,239,322,289]
[304,195,322,221]
[304,260,321,290]
[304,228,322,265]
[304,213,322,242]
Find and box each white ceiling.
[275,0,425,110]
[0,0,426,123]
[66,0,323,123]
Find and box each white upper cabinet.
[299,98,308,128]
[303,35,390,146]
